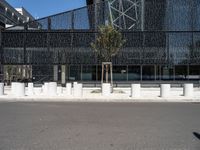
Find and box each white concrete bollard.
[11,82,18,95]
[66,83,72,95]
[42,85,44,92]
[73,83,83,97]
[15,83,25,97]
[0,83,4,96]
[102,83,111,96]
[43,82,49,95]
[48,82,57,96]
[73,82,78,88]
[183,83,193,97]
[57,86,63,95]
[160,84,170,98]
[27,83,34,96]
[131,84,141,98]
[34,87,42,95]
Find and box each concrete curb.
[0,96,199,103]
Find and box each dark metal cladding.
[0,0,200,82]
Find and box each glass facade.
[1,0,200,83]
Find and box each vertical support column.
[47,17,51,64]
[48,17,51,30]
[61,65,66,85]
[173,66,175,81]
[24,24,28,64]
[127,65,129,81]
[30,65,33,80]
[187,65,190,80]
[0,30,3,82]
[71,10,74,30]
[65,65,69,81]
[154,65,156,81]
[141,0,145,31]
[0,30,2,63]
[95,2,98,30]
[80,64,83,81]
[53,65,58,82]
[110,63,113,87]
[159,65,161,81]
[140,65,143,81]
[96,65,98,82]
[22,65,26,78]
[101,63,104,84]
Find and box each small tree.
[91,25,125,83]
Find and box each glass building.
[0,0,200,84]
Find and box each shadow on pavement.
[193,132,200,140]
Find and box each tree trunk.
[106,64,109,83]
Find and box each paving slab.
[0,87,200,102]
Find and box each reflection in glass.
[142,66,155,80]
[69,65,81,81]
[175,65,188,80]
[168,33,192,65]
[128,66,141,81]
[161,66,174,80]
[82,65,96,81]
[189,65,200,80]
[113,66,127,81]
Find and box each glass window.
[143,32,167,64]
[0,4,5,14]
[142,66,155,80]
[156,65,161,80]
[69,65,81,81]
[161,66,174,80]
[97,65,127,81]
[128,66,141,81]
[82,65,96,81]
[165,0,192,31]
[189,65,200,80]
[74,7,90,29]
[113,66,127,81]
[51,12,72,30]
[97,66,102,81]
[193,1,200,31]
[168,32,192,65]
[32,65,53,83]
[175,65,188,80]
[191,33,200,64]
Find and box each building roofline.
[15,7,35,20]
[0,0,25,19]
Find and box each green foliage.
[91,25,125,62]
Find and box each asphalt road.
[0,102,199,150]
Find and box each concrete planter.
[131,84,141,98]
[0,83,4,96]
[27,83,34,96]
[102,83,111,96]
[48,82,57,96]
[183,83,193,97]
[73,83,83,97]
[160,84,170,98]
[66,83,72,95]
[57,86,63,95]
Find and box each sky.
[7,0,86,19]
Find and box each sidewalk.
[0,87,200,102]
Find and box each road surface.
[0,102,199,150]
